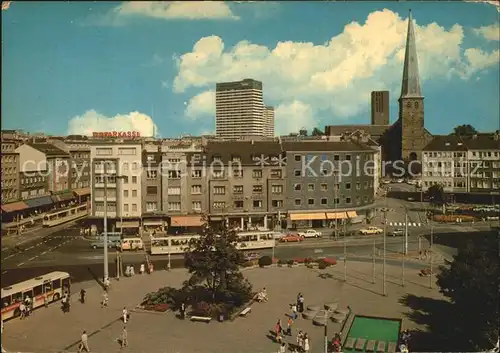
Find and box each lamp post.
[103,162,109,282]
[429,224,434,289]
[383,189,388,296]
[343,218,347,282]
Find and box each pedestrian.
[286,316,293,336]
[19,302,26,319]
[61,296,68,313]
[104,277,110,291]
[122,307,129,323]
[296,331,304,352]
[78,330,90,352]
[44,295,49,308]
[120,326,128,348]
[297,293,304,313]
[101,291,109,308]
[278,342,286,353]
[140,263,145,275]
[275,319,282,342]
[80,289,86,304]
[303,333,310,353]
[180,302,186,320]
[291,303,298,320]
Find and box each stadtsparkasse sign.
[92,131,141,138]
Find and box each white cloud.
[184,90,215,120]
[173,9,499,133]
[115,1,239,20]
[275,101,316,135]
[67,110,158,137]
[473,24,500,41]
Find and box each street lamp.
[429,224,434,289]
[383,188,389,296]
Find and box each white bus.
[42,204,88,227]
[150,231,276,255]
[1,271,71,321]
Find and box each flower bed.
[143,303,170,312]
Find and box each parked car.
[297,229,322,238]
[280,233,304,242]
[359,227,383,235]
[390,228,404,236]
[244,252,261,261]
[90,239,121,249]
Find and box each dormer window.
[445,142,450,146]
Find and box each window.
[356,182,361,190]
[308,198,315,205]
[132,203,138,212]
[192,169,202,178]
[123,162,129,171]
[271,185,283,194]
[334,198,340,204]
[356,196,361,205]
[213,201,225,209]
[213,170,225,179]
[191,185,202,194]
[252,185,263,193]
[213,186,226,195]
[233,185,243,194]
[146,202,157,212]
[168,170,181,179]
[294,154,301,162]
[231,155,241,162]
[212,155,222,162]
[308,184,315,191]
[294,170,301,177]
[294,184,301,191]
[253,200,263,208]
[345,183,351,190]
[96,148,112,156]
[123,190,129,197]
[147,154,155,161]
[146,186,157,195]
[146,170,157,179]
[233,169,243,178]
[118,148,136,155]
[234,200,244,208]
[321,183,328,191]
[272,200,283,207]
[132,162,139,170]
[334,155,340,161]
[253,169,263,178]
[132,189,137,197]
[168,202,181,211]
[192,201,202,211]
[124,204,129,212]
[321,198,328,205]
[345,197,351,204]
[270,169,282,178]
[132,176,137,184]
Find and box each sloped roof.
[28,143,69,156]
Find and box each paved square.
[2,261,444,353]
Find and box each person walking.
[296,331,304,352]
[291,303,298,320]
[78,330,90,352]
[122,307,129,323]
[286,316,294,336]
[303,333,310,353]
[278,342,286,353]
[275,319,283,343]
[297,293,305,313]
[19,302,26,319]
[101,291,109,308]
[120,326,128,348]
[180,302,186,320]
[80,289,86,304]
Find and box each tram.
[42,204,88,227]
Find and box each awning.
[289,213,326,221]
[51,192,75,203]
[73,187,91,197]
[1,201,29,213]
[116,221,140,228]
[325,212,348,220]
[347,211,358,218]
[24,196,54,208]
[143,220,165,226]
[170,215,205,227]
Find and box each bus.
[150,231,276,255]
[42,204,88,227]
[1,271,71,321]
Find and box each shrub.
[142,286,185,309]
[191,301,230,318]
[287,259,295,265]
[258,256,272,267]
[144,303,169,312]
[277,259,285,265]
[242,261,254,268]
[318,262,328,270]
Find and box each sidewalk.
[1,269,188,353]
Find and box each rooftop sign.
[92,131,141,138]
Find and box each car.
[390,228,405,236]
[359,227,383,235]
[297,229,322,238]
[396,178,404,183]
[271,232,285,240]
[90,239,121,249]
[244,252,261,261]
[280,233,304,242]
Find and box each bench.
[344,338,356,350]
[366,340,376,352]
[240,307,252,316]
[190,316,211,323]
[376,341,386,353]
[388,342,397,353]
[355,338,366,351]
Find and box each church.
[325,10,433,165]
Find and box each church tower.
[399,10,425,161]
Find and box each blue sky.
[2,1,499,137]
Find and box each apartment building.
[284,141,376,228]
[142,144,162,214]
[422,133,500,193]
[204,140,286,230]
[89,141,143,232]
[1,139,20,203]
[216,79,270,139]
[15,144,55,201]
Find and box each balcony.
[94,211,117,218]
[93,196,117,202]
[94,182,117,188]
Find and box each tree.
[184,220,252,304]
[311,127,324,136]
[427,184,445,205]
[452,124,477,136]
[437,236,499,351]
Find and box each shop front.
[72,187,91,203]
[169,215,205,235]
[1,201,31,235]
[116,220,141,236]
[142,213,167,235]
[288,212,328,229]
[51,191,76,209]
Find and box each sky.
[2,1,499,137]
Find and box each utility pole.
[383,190,388,296]
[343,218,347,282]
[103,162,109,282]
[404,211,409,255]
[402,232,405,287]
[429,225,434,289]
[372,228,376,284]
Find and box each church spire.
[400,10,422,99]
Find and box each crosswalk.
[388,222,423,227]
